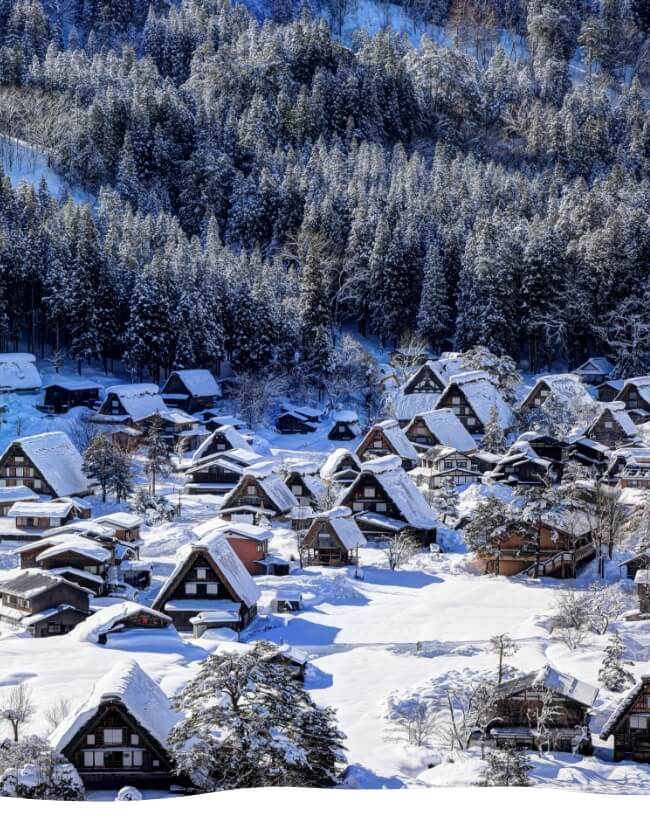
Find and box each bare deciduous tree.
[0,684,37,741]
[489,633,519,685]
[43,696,71,733]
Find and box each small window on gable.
[185,582,197,595]
[207,582,219,595]
[86,735,95,746]
[631,715,648,729]
[196,567,207,580]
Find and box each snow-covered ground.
[0,361,649,798]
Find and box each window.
[372,439,383,448]
[353,502,363,512]
[123,751,143,767]
[83,751,104,767]
[103,729,123,744]
[452,396,461,405]
[86,735,95,746]
[185,582,197,595]
[196,567,207,580]
[604,421,613,429]
[246,485,257,496]
[153,759,160,768]
[14,457,23,464]
[466,417,476,426]
[217,443,226,450]
[631,715,648,730]
[131,734,139,745]
[376,502,387,512]
[207,583,219,595]
[363,487,376,498]
[291,484,303,495]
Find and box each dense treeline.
[0,0,650,381]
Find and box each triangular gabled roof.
[50,659,178,752]
[406,408,476,453]
[600,676,649,739]
[573,357,614,377]
[164,369,221,398]
[443,372,514,429]
[496,665,598,709]
[153,534,260,611]
[2,431,89,497]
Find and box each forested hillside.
[0,0,649,384]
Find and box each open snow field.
[0,364,649,796]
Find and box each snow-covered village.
[2,0,650,806]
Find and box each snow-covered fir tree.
[598,632,635,693]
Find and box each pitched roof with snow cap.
[600,676,650,739]
[589,401,638,438]
[102,384,167,422]
[496,664,598,708]
[192,425,252,462]
[316,506,367,549]
[366,419,419,460]
[320,449,361,481]
[35,542,112,565]
[166,369,220,398]
[45,375,100,391]
[8,500,74,519]
[192,517,272,542]
[0,568,90,599]
[406,408,477,453]
[71,601,171,643]
[2,432,89,497]
[573,357,614,377]
[0,486,39,504]
[50,659,178,752]
[153,533,260,610]
[524,374,595,409]
[349,456,437,529]
[445,371,514,429]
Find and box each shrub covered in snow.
[0,736,84,800]
[115,786,143,801]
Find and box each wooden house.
[614,376,650,424]
[572,357,615,385]
[41,377,100,414]
[520,374,594,415]
[202,413,249,433]
[586,402,638,449]
[7,499,78,531]
[633,568,650,616]
[94,513,142,543]
[404,408,477,454]
[567,436,610,475]
[51,660,180,789]
[356,419,419,471]
[34,541,111,594]
[73,602,172,645]
[418,446,498,489]
[192,518,273,576]
[328,411,361,440]
[320,448,362,486]
[152,534,260,632]
[190,425,252,463]
[184,448,266,495]
[0,353,41,393]
[489,438,564,487]
[619,550,650,581]
[0,431,91,498]
[478,503,596,577]
[607,447,650,489]
[303,506,366,567]
[597,379,625,403]
[95,383,164,423]
[488,665,597,754]
[160,369,221,414]
[276,405,322,434]
[600,676,650,762]
[338,455,437,545]
[0,569,90,636]
[435,371,514,436]
[392,359,452,425]
[220,462,298,519]
[285,461,326,509]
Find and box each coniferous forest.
[0,0,649,381]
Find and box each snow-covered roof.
[402,359,450,394]
[541,505,594,538]
[367,419,419,461]
[407,409,476,453]
[352,456,437,529]
[280,402,323,421]
[95,512,142,530]
[36,542,111,564]
[600,676,650,739]
[71,601,171,643]
[221,465,297,514]
[45,376,99,391]
[287,460,320,477]
[50,660,178,751]
[5,432,89,497]
[50,566,104,587]
[590,402,638,438]
[525,374,595,408]
[0,568,89,599]
[167,369,220,398]
[573,357,614,377]
[446,372,514,428]
[103,384,167,422]
[333,410,359,423]
[192,426,252,462]
[8,500,74,519]
[192,517,272,542]
[0,353,41,391]
[392,392,439,423]
[320,448,361,481]
[498,665,598,708]
[317,506,367,549]
[153,534,260,610]
[0,486,39,504]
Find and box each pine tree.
[417,241,450,353]
[481,404,507,453]
[598,632,634,692]
[168,641,346,791]
[83,434,117,503]
[481,743,533,787]
[144,414,172,495]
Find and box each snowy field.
[0,363,649,797]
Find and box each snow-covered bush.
[131,488,175,526]
[115,786,143,801]
[0,736,84,800]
